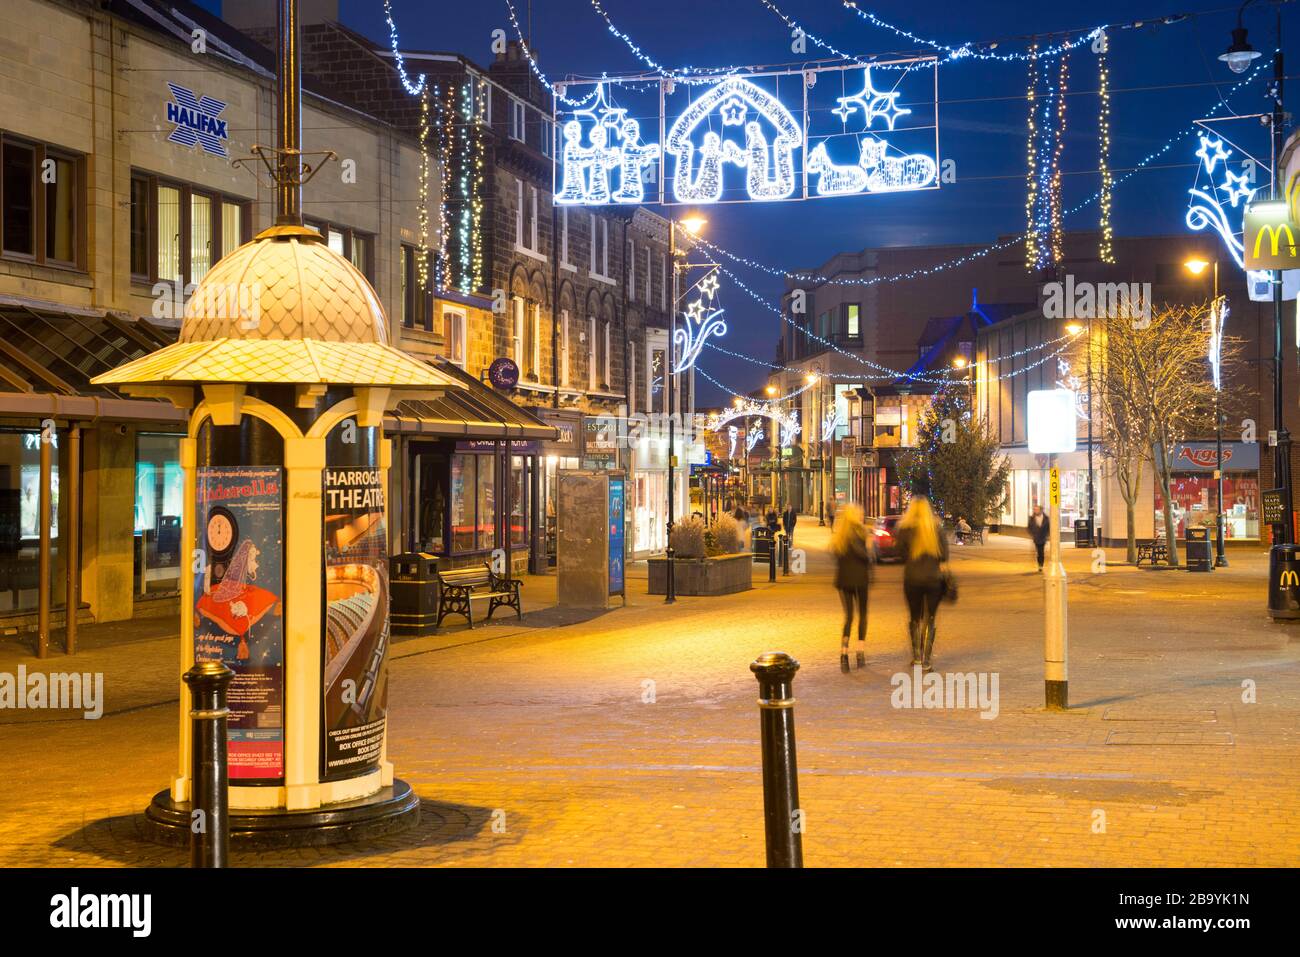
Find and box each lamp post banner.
[194,466,285,782]
[321,467,390,781]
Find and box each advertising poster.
[322,467,389,781]
[193,466,284,781]
[608,476,625,596]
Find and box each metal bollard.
[782,535,792,576]
[184,660,234,868]
[750,652,803,867]
[769,535,777,582]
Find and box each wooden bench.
[435,563,522,629]
[953,528,983,545]
[1136,540,1168,566]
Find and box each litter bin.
[1073,518,1093,548]
[1185,526,1212,573]
[390,552,440,636]
[752,525,773,563]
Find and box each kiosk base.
[141,778,420,849]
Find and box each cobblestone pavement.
[2,525,1298,867]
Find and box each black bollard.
[750,652,803,867]
[769,535,777,582]
[782,534,792,576]
[184,659,234,868]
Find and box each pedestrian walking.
[896,496,949,671]
[831,503,874,672]
[1028,505,1049,572]
[781,504,798,548]
[765,509,780,535]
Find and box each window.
[2,135,83,267]
[450,453,495,553]
[602,320,612,388]
[135,433,183,597]
[649,345,665,414]
[628,239,636,300]
[515,179,539,254]
[644,247,651,303]
[660,254,667,310]
[589,215,609,278]
[524,301,540,380]
[560,208,572,268]
[305,219,374,282]
[399,243,427,330]
[509,455,528,547]
[0,429,61,614]
[560,309,570,386]
[509,97,526,141]
[629,349,636,414]
[444,307,466,365]
[846,304,861,339]
[511,296,525,364]
[588,316,597,390]
[130,172,249,285]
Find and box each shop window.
[0,430,59,615]
[451,453,495,553]
[130,172,249,286]
[510,455,528,548]
[1,135,84,268]
[1156,474,1259,541]
[134,434,183,597]
[413,449,448,552]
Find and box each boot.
[855,647,866,669]
[909,622,923,666]
[840,653,850,674]
[922,618,936,672]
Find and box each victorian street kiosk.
[90,0,464,839]
[92,226,463,844]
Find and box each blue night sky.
[202,1,1298,403]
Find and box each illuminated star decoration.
[719,96,748,126]
[1220,168,1257,208]
[683,299,707,324]
[574,81,628,134]
[1195,135,1230,175]
[697,270,720,300]
[833,67,912,131]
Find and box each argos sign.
[165,82,230,157]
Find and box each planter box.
[647,553,753,596]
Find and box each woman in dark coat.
[831,503,874,672]
[895,496,949,671]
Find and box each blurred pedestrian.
[831,503,874,672]
[781,504,798,547]
[1029,505,1049,572]
[896,496,949,671]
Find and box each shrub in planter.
[669,515,707,559]
[708,513,743,555]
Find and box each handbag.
[940,567,958,603]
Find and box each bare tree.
[1096,302,1223,566]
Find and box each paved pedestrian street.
[2,525,1297,868]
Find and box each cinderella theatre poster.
[194,466,285,781]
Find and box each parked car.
[869,515,903,562]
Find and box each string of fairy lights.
[1097,31,1114,263]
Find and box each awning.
[0,298,187,424]
[386,358,557,441]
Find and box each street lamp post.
[1186,258,1229,567]
[1217,3,1290,608]
[665,214,706,604]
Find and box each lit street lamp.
[1185,257,1229,567]
[666,213,706,605]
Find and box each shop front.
[387,359,556,574]
[0,302,187,640]
[1000,449,1099,538]
[1156,441,1261,542]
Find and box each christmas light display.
[746,422,764,454]
[672,268,728,374]
[705,396,801,447]
[1049,51,1069,264]
[1024,43,1040,270]
[666,75,801,203]
[417,84,431,294]
[555,84,660,206]
[1186,133,1251,270]
[382,0,425,95]
[1097,31,1114,263]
